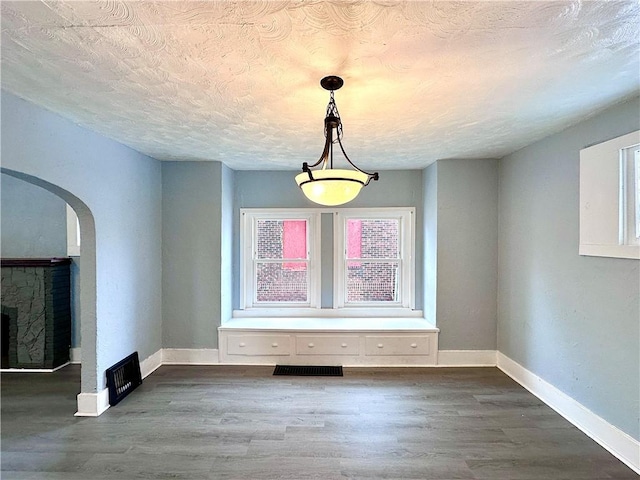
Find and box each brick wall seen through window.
[255,220,308,302]
[346,219,399,302]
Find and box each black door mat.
[273,365,343,376]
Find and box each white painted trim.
[139,349,163,379]
[73,349,212,416]
[75,388,109,417]
[221,317,437,331]
[70,347,82,364]
[162,348,220,365]
[0,362,70,373]
[579,130,640,259]
[66,204,81,257]
[437,350,497,366]
[232,308,424,318]
[579,244,640,259]
[497,352,640,475]
[217,362,441,368]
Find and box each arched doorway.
[1,168,97,414]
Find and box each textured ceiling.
[1,1,639,171]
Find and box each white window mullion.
[635,149,640,240]
[309,212,322,308]
[333,211,346,308]
[66,205,81,256]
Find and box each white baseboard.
[497,352,640,475]
[0,362,70,373]
[140,349,163,379]
[75,388,109,417]
[437,350,497,366]
[70,348,81,364]
[162,348,220,365]
[73,348,213,416]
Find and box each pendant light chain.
[325,91,344,141]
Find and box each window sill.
[222,316,438,332]
[233,307,423,319]
[579,244,639,260]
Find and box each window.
[241,210,321,308]
[66,204,81,256]
[621,144,640,246]
[579,130,640,259]
[335,209,414,308]
[240,207,415,312]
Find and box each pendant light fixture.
[295,76,378,206]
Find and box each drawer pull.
[308,343,315,348]
[239,342,246,348]
[377,343,384,348]
[410,343,418,348]
[341,343,348,348]
[271,343,279,348]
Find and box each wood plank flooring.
[1,365,637,479]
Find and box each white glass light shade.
[295,169,368,206]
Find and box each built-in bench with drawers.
[218,317,439,366]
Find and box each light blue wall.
[498,96,640,440]
[422,162,437,323]
[1,90,162,393]
[1,174,67,257]
[162,161,225,349]
[220,164,235,332]
[0,174,82,348]
[436,159,499,350]
[320,213,334,308]
[69,256,81,348]
[232,170,424,311]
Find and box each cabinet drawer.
[296,336,359,355]
[227,334,291,356]
[365,336,431,356]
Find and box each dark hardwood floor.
[1,364,636,479]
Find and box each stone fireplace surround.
[1,258,71,370]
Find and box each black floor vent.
[273,365,343,376]
[106,352,142,406]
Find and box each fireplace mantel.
[1,257,72,267]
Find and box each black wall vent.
[273,365,343,376]
[106,352,142,406]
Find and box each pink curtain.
[347,219,362,259]
[283,220,306,269]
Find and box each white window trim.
[66,204,81,257]
[635,149,640,240]
[579,130,640,260]
[620,144,640,246]
[240,209,321,309]
[231,307,424,318]
[333,207,415,309]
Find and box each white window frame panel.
[334,208,415,309]
[635,149,640,240]
[621,144,640,246]
[66,204,81,256]
[580,130,640,259]
[240,209,321,309]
